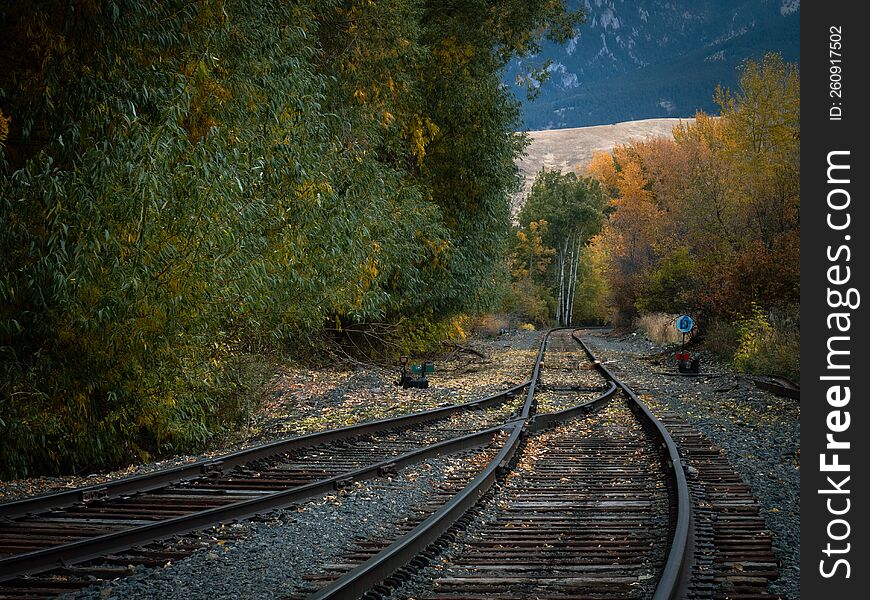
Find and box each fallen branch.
[450,342,487,359]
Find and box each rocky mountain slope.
[505,0,799,129]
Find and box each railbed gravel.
[579,329,799,600]
[61,451,484,600]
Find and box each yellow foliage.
[434,36,476,66]
[366,258,379,279]
[587,151,619,193]
[447,314,470,340]
[0,108,9,146]
[195,0,228,26]
[58,325,76,344]
[615,159,652,205]
[181,57,232,141]
[296,179,333,202]
[511,219,554,280]
[403,115,441,165]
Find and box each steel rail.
[0,423,512,583]
[0,382,529,520]
[572,330,693,600]
[306,422,526,600]
[306,329,626,600]
[520,330,548,419]
[527,379,617,431]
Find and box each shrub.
[390,314,470,356]
[636,247,697,315]
[703,316,741,359]
[509,278,553,327]
[732,304,799,380]
[472,314,510,338]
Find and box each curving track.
[1,328,779,599]
[296,328,689,600]
[417,399,671,599]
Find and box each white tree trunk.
[556,247,565,325]
[567,235,581,325]
[566,236,576,326]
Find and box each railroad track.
[0,375,533,598]
[297,329,778,600]
[292,329,685,600]
[417,399,671,599]
[2,329,779,599]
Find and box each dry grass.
[636,312,687,345]
[472,314,510,338]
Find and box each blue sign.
[675,315,695,333]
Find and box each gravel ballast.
[0,331,541,503]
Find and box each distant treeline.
[0,0,581,478]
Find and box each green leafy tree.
[517,169,607,325]
[0,0,585,477]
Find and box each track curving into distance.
[299,328,689,600]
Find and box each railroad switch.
[396,355,433,389]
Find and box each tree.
[508,220,556,325]
[518,170,607,325]
[587,53,799,327]
[0,0,586,477]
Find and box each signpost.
[676,315,694,333]
[397,356,432,388]
[675,315,699,373]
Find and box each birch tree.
[519,170,607,326]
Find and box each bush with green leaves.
[732,304,799,380]
[0,0,583,477]
[635,246,697,314]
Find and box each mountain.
[504,0,800,130]
[512,117,692,216]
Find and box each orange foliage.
[586,55,799,322]
[0,108,9,146]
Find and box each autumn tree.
[0,0,584,477]
[586,53,799,374]
[517,170,607,325]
